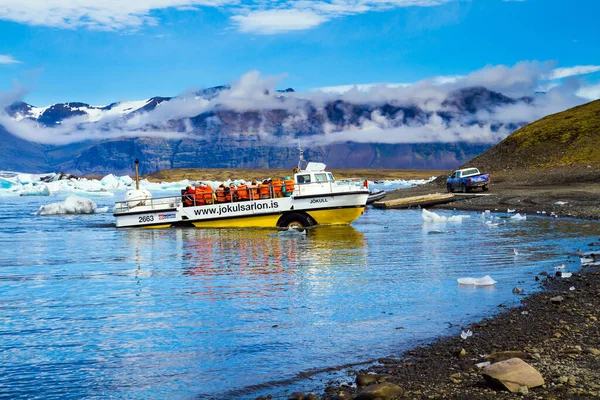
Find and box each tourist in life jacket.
[258,180,271,199]
[283,176,294,197]
[248,180,259,200]
[237,180,249,201]
[183,184,196,207]
[202,183,214,205]
[225,183,236,202]
[272,178,283,198]
[215,184,226,203]
[196,183,206,206]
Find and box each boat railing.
[114,195,181,214]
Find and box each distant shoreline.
[141,168,445,183]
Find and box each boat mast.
[297,148,307,172]
[134,158,140,190]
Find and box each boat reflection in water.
[122,225,367,297]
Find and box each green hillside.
[466,99,600,173]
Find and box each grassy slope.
[465,99,600,173]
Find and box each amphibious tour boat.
[113,155,370,229]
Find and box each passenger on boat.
[237,180,249,201]
[259,180,271,199]
[195,184,206,206]
[226,183,236,202]
[215,184,226,203]
[201,183,214,205]
[248,180,258,200]
[183,185,196,207]
[283,176,294,197]
[272,178,283,198]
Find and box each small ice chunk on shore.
[34,196,97,215]
[507,209,516,213]
[457,275,497,286]
[511,213,527,221]
[422,209,470,223]
[554,201,568,206]
[460,329,473,339]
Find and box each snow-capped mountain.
[1,85,534,174]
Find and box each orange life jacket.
[203,186,214,204]
[225,187,233,202]
[184,187,196,207]
[248,185,258,200]
[259,183,271,199]
[195,188,206,206]
[237,184,249,201]
[284,178,294,196]
[272,179,283,197]
[216,187,226,203]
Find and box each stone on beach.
[483,351,532,363]
[481,357,544,392]
[356,374,389,387]
[355,382,404,400]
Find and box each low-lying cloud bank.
[1,60,599,147]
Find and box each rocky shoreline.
[272,256,600,400]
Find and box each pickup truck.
[446,168,490,193]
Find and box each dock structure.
[372,193,456,209]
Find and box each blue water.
[1,195,599,399]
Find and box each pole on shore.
[134,158,140,190]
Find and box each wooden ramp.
[372,193,456,209]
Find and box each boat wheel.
[277,213,314,230]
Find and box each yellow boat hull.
[137,206,366,229]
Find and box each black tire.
[461,185,468,193]
[446,184,454,193]
[277,213,314,230]
[482,185,489,192]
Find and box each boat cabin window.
[314,173,328,183]
[327,173,334,181]
[297,174,311,184]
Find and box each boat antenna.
[297,148,307,171]
[134,158,140,190]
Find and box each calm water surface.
[1,195,599,399]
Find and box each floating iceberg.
[510,213,527,221]
[19,185,51,196]
[422,209,470,223]
[457,275,497,286]
[34,196,98,215]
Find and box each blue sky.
[1,0,599,106]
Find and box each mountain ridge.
[1,85,536,174]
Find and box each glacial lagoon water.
[1,193,600,399]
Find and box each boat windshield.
[314,173,328,183]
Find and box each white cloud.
[0,0,236,31]
[547,65,600,80]
[231,9,328,34]
[3,61,598,146]
[576,83,600,101]
[0,0,455,33]
[0,54,21,64]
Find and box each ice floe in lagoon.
[33,196,98,215]
[510,213,527,221]
[422,209,470,223]
[457,275,497,286]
